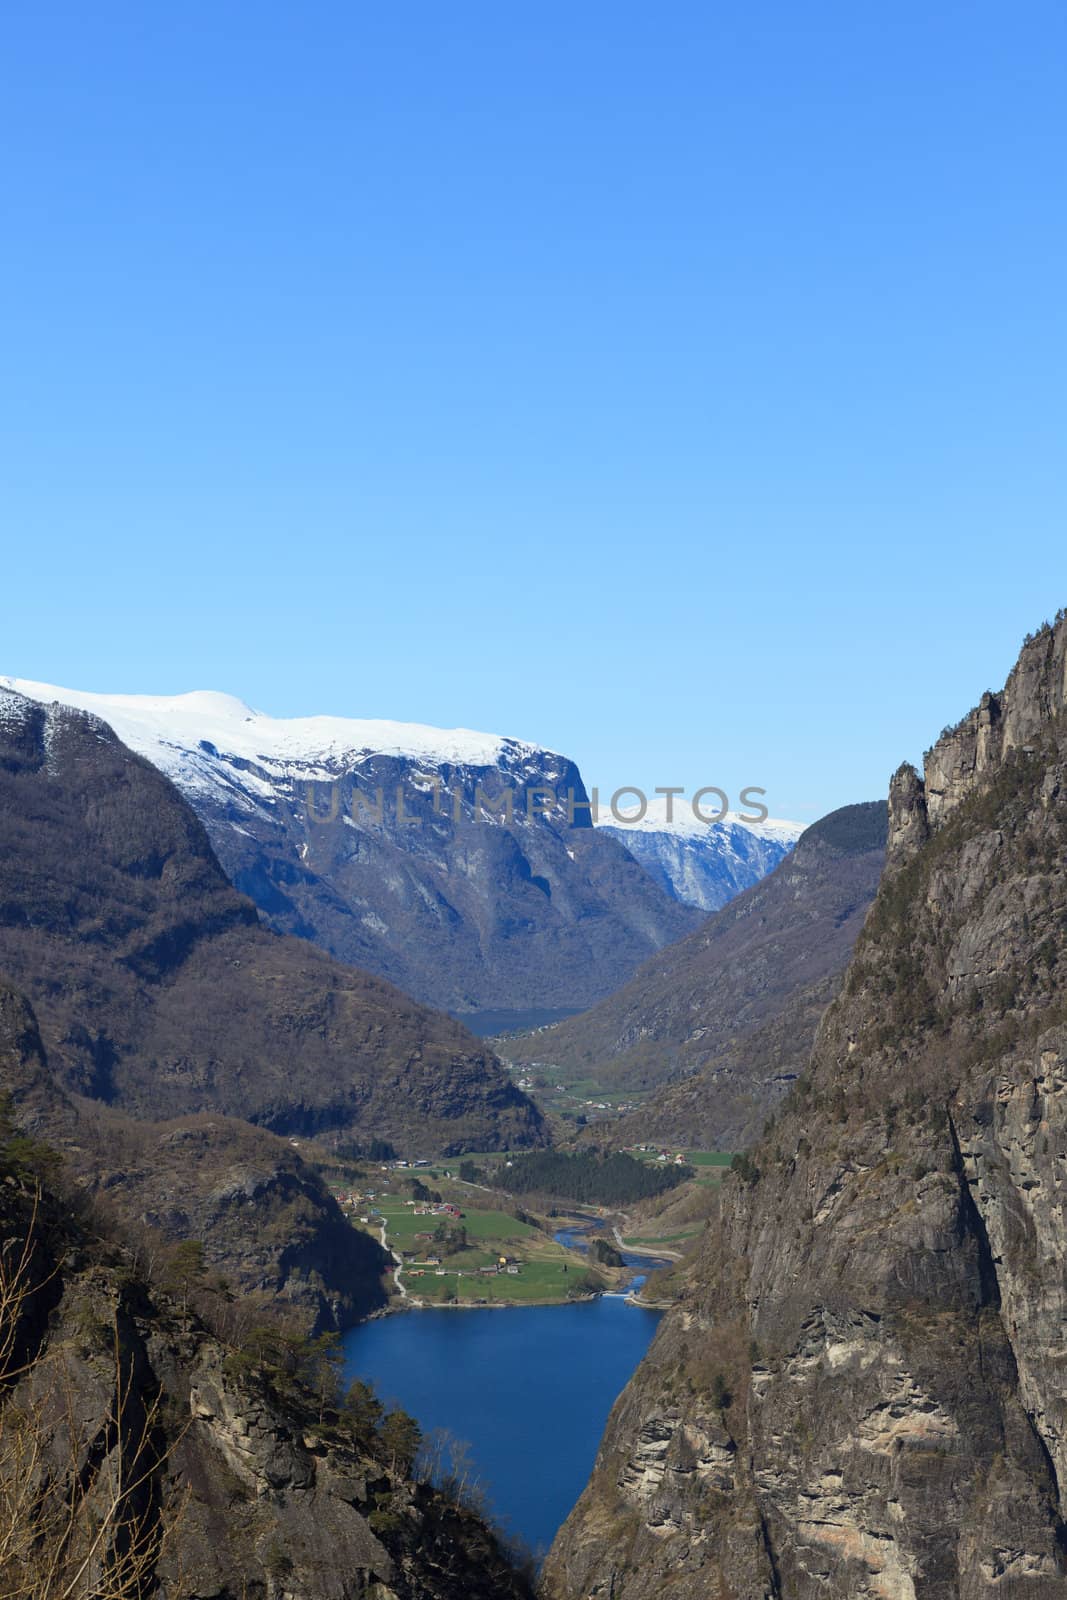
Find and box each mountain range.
[0,680,800,1022]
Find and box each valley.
[4,617,1066,1594]
[313,1146,727,1309]
[499,800,888,1148]
[5,12,1056,1595]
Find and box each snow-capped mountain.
[1,679,701,1021]
[0,684,538,800]
[596,797,804,911]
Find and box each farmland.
[343,1174,612,1308]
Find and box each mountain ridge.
[1,677,704,1016]
[595,800,803,912]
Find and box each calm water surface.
[342,1297,662,1556]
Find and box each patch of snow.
[0,688,30,730]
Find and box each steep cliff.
[0,687,545,1154]
[508,803,886,1149]
[544,614,1067,1599]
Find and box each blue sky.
[2,2,1065,822]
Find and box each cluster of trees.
[729,1151,760,1187]
[491,1150,692,1206]
[334,1137,397,1163]
[433,1222,469,1256]
[588,1236,625,1268]
[0,1098,60,1186]
[220,1321,420,1470]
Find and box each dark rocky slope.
[508,803,887,1149]
[0,1150,533,1600]
[0,688,544,1154]
[0,979,389,1330]
[544,614,1067,1600]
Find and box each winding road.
[380,1223,408,1301]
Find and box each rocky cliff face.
[509,803,886,1150]
[544,614,1067,1599]
[0,687,545,1154]
[0,681,699,1018]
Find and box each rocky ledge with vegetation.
[0,1115,536,1600]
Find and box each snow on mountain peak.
[596,794,804,845]
[0,678,544,782]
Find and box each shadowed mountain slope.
[507,801,887,1148]
[0,977,390,1329]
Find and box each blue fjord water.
[342,1296,662,1557]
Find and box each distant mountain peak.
[595,794,803,842]
[596,800,805,912]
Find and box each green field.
[404,1256,596,1305]
[372,1203,538,1243]
[360,1187,604,1306]
[623,1148,735,1186]
[504,1063,651,1126]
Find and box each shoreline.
[368,1281,660,1316]
[611,1223,684,1263]
[386,1293,601,1312]
[371,1292,600,1314]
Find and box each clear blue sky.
[3,3,1065,822]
